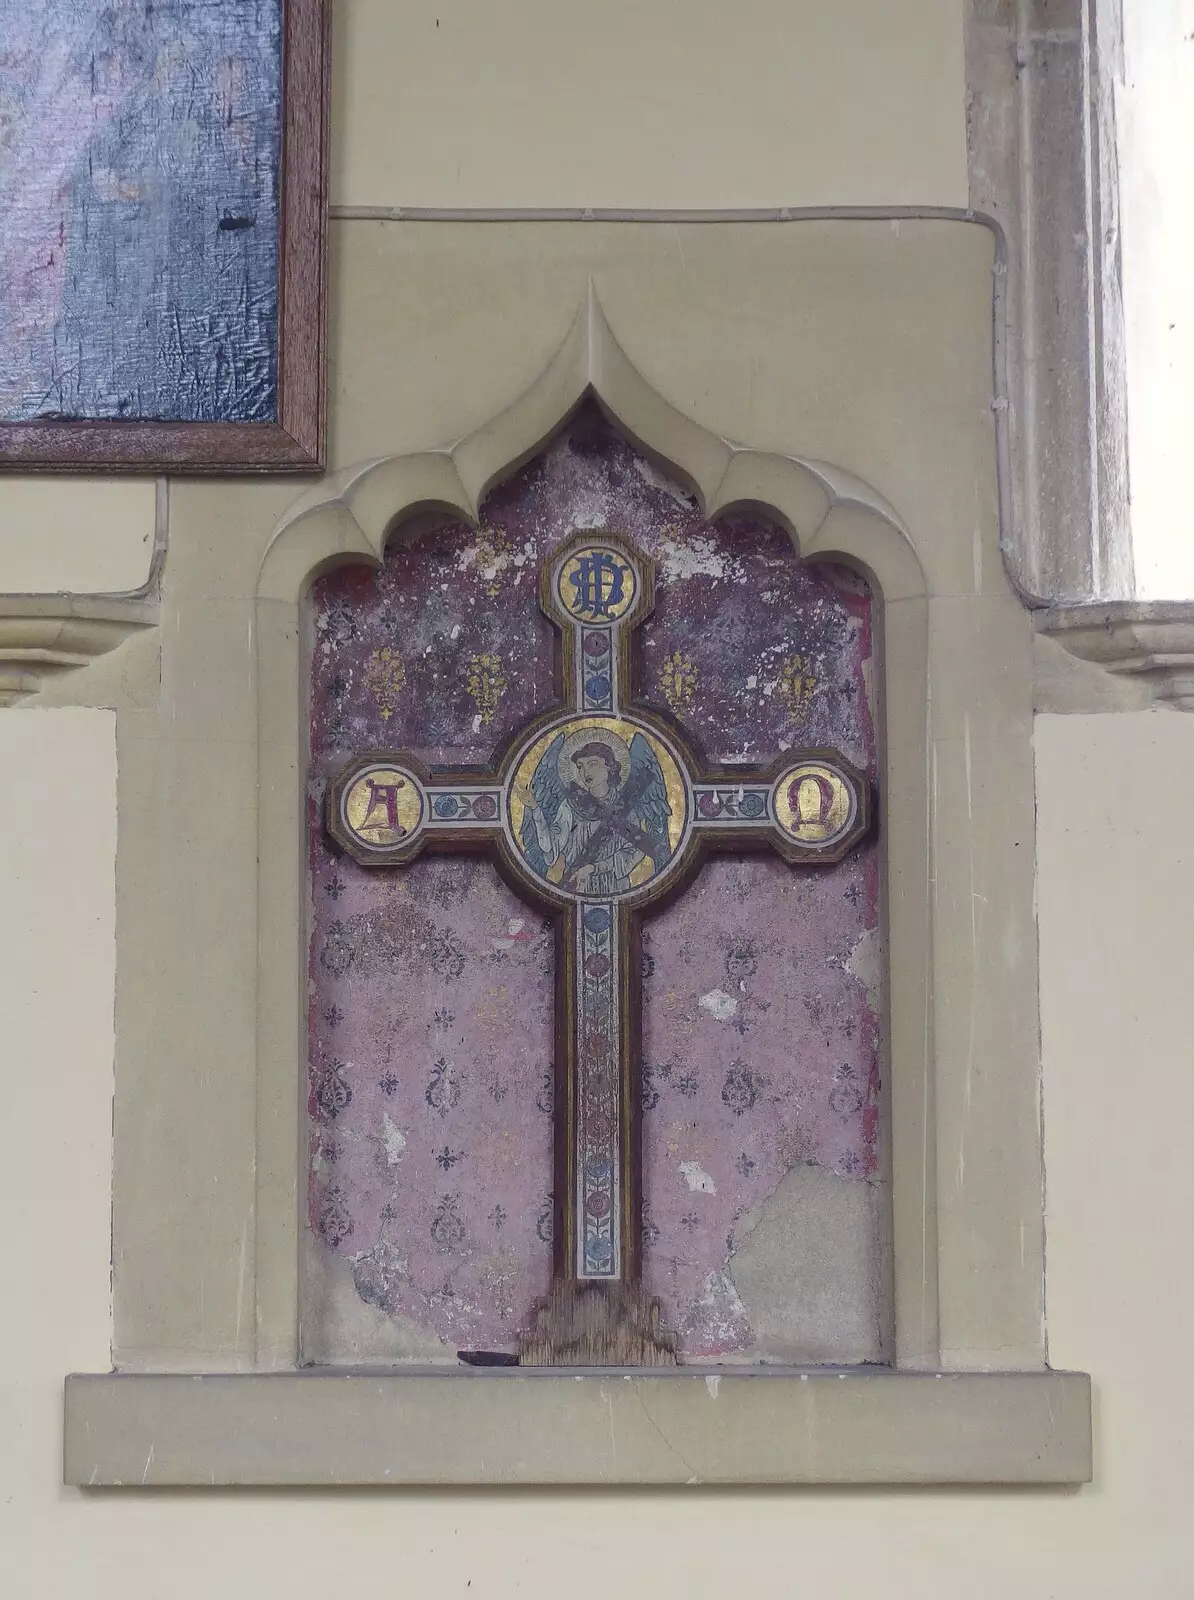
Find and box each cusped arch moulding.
[0,593,158,707]
[261,284,928,608]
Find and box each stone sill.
[64,1368,1092,1487]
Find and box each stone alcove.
[301,401,888,1369]
[61,223,1089,1483]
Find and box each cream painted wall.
[10,4,1191,1593]
[3,709,1192,1594]
[0,480,157,597]
[331,0,968,211]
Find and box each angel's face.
[574,752,616,798]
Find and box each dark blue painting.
[1,0,284,426]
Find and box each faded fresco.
[0,0,281,422]
[307,409,881,1359]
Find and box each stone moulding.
[1036,601,1194,710]
[965,0,1132,603]
[0,594,158,707]
[63,1369,1092,1486]
[254,284,937,1388]
[261,284,926,608]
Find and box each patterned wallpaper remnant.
[308,408,881,1358]
[640,852,879,1356]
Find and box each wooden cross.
[326,531,870,1364]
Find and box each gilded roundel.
[556,543,639,623]
[509,715,688,900]
[772,760,857,848]
[340,765,424,850]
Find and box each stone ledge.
[64,1368,1092,1487]
[1035,601,1194,712]
[0,595,158,706]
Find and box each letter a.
[362,778,408,835]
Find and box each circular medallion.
[556,543,638,624]
[341,765,425,850]
[508,715,688,900]
[772,760,857,848]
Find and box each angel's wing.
[628,733,673,868]
[519,732,568,875]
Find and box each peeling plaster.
[679,1161,717,1195]
[382,1114,407,1166]
[697,988,738,1022]
[729,1163,887,1365]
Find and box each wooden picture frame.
[0,0,329,475]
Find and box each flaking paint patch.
[382,1114,407,1166]
[698,988,738,1022]
[680,1161,717,1194]
[845,926,882,1015]
[657,533,744,585]
[678,1270,753,1354]
[301,1239,457,1365]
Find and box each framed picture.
[0,0,329,473]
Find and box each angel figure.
[518,727,673,897]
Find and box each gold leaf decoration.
[467,651,508,726]
[776,1122,814,1167]
[363,646,407,721]
[473,525,513,598]
[659,650,698,714]
[474,985,516,1039]
[777,653,816,718]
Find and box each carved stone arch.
[259,288,928,609]
[253,291,934,1374]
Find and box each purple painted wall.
[308,409,881,1359]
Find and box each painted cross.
[325,531,871,1364]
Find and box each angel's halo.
[557,724,632,787]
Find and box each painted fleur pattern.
[306,854,555,1349]
[308,408,880,1357]
[640,848,881,1358]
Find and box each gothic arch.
[253,291,936,1374]
[259,287,928,609]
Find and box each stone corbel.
[1034,601,1194,712]
[0,594,159,706]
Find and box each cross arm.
[326,754,505,869]
[690,749,871,866]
